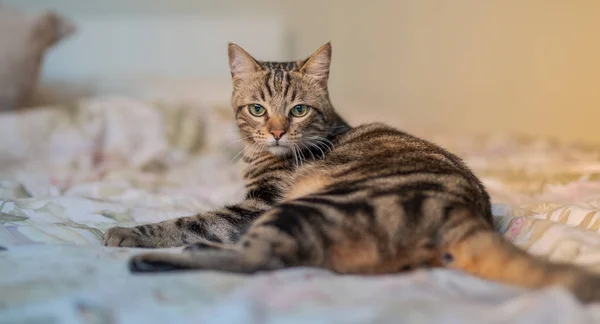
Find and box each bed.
[3,5,600,322]
[2,94,600,324]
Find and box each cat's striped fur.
[104,43,600,302]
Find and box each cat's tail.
[441,208,600,303]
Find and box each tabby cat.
[104,43,600,302]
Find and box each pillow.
[0,6,75,111]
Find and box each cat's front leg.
[103,198,270,248]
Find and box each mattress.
[2,96,600,323]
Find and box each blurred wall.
[5,0,331,104]
[3,1,294,81]
[327,0,600,143]
[7,0,600,143]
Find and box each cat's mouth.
[263,135,294,156]
[266,142,292,156]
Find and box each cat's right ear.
[228,43,262,79]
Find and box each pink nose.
[270,129,286,140]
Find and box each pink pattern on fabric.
[506,218,525,240]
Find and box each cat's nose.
[270,129,286,140]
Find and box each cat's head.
[228,43,339,157]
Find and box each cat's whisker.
[248,142,263,162]
[303,140,319,156]
[295,144,302,167]
[297,145,305,166]
[228,136,257,159]
[246,143,261,161]
[298,145,306,166]
[227,141,249,148]
[241,142,262,164]
[246,144,257,163]
[291,144,299,166]
[229,136,254,144]
[300,142,316,160]
[311,137,331,151]
[306,140,326,159]
[295,143,307,163]
[306,138,330,153]
[291,144,300,168]
[316,136,335,148]
[308,136,334,151]
[230,143,255,164]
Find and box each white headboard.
[38,15,291,103]
[43,15,290,81]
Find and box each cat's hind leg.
[128,248,285,273]
[182,241,237,252]
[438,207,600,303]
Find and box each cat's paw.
[572,274,600,303]
[103,226,147,247]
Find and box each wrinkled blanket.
[2,97,600,323]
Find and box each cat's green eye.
[248,104,266,117]
[290,105,310,117]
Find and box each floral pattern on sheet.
[429,133,600,270]
[4,98,600,323]
[0,97,246,247]
[3,98,600,272]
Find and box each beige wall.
[7,0,600,143]
[326,0,600,143]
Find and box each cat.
[104,42,600,302]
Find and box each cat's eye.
[248,104,266,117]
[290,105,310,117]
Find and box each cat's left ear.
[299,42,332,83]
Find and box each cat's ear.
[299,42,332,83]
[228,43,262,78]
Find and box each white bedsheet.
[2,96,600,323]
[4,245,600,324]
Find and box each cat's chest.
[284,171,333,201]
[243,158,331,201]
